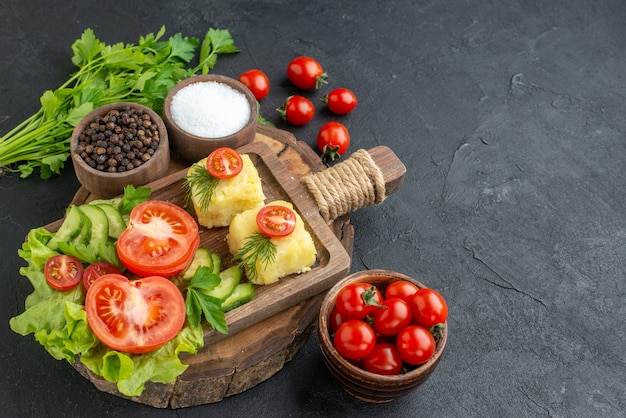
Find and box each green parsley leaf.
[184,266,228,334]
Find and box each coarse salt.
[170,81,251,138]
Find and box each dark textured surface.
[2,1,625,416]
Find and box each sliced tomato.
[206,147,243,179]
[85,274,185,354]
[116,200,200,277]
[44,254,84,290]
[83,262,121,290]
[256,205,297,237]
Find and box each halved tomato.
[206,147,243,179]
[85,274,185,354]
[83,262,121,290]
[256,205,296,237]
[44,254,84,290]
[116,200,200,277]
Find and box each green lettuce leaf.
[80,323,204,396]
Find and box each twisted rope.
[301,149,386,223]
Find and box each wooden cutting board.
[59,124,405,408]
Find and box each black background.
[1,1,625,417]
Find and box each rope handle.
[301,147,405,223]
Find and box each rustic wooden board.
[64,125,356,408]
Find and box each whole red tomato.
[385,280,419,304]
[317,121,350,162]
[396,325,436,365]
[335,282,383,320]
[238,69,270,100]
[362,343,404,375]
[277,95,315,125]
[324,88,357,115]
[373,297,412,336]
[333,319,376,360]
[409,288,448,328]
[287,56,327,89]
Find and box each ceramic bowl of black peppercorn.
[70,102,170,198]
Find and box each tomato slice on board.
[116,200,200,278]
[85,274,185,354]
[83,262,121,291]
[256,205,297,237]
[205,147,243,179]
[44,254,84,290]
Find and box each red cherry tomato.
[116,200,200,278]
[317,121,350,162]
[85,274,185,354]
[277,95,315,126]
[362,343,404,375]
[396,325,436,365]
[256,205,297,237]
[373,297,412,336]
[286,56,327,90]
[238,69,270,100]
[335,282,383,320]
[329,308,345,334]
[385,280,419,304]
[206,147,243,179]
[83,262,121,290]
[44,254,83,290]
[333,319,376,360]
[324,88,357,115]
[409,288,449,328]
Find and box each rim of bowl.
[162,73,258,142]
[70,102,169,179]
[318,269,448,382]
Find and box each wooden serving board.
[65,125,357,408]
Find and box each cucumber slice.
[47,205,84,250]
[96,203,126,238]
[78,204,109,250]
[72,209,92,245]
[221,282,255,312]
[181,248,221,280]
[202,265,242,301]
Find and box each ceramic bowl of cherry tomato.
[163,74,258,163]
[70,102,170,198]
[317,269,448,403]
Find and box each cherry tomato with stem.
[83,261,121,290]
[333,319,376,360]
[396,325,436,365]
[373,297,412,336]
[85,274,186,354]
[335,282,383,320]
[44,254,84,290]
[317,121,350,162]
[363,343,404,375]
[385,280,419,304]
[409,288,449,328]
[206,147,243,179]
[277,95,315,126]
[286,56,327,90]
[238,69,270,100]
[256,205,297,238]
[323,88,357,115]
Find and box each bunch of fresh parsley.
[0,26,238,178]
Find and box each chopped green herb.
[232,232,277,281]
[183,163,219,213]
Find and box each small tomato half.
[85,274,185,354]
[116,200,200,277]
[206,147,243,179]
[44,254,83,290]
